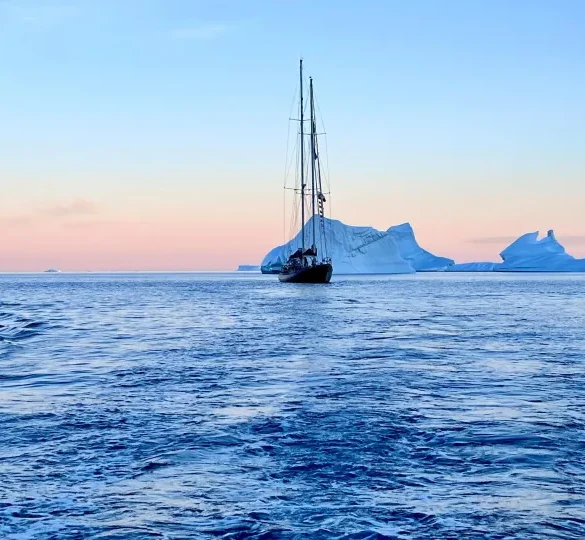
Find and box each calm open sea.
[1,272,584,539]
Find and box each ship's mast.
[309,77,316,252]
[299,59,305,256]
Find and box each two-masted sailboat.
[278,60,333,284]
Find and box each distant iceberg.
[445,262,498,272]
[387,223,454,271]
[261,217,452,275]
[237,265,260,271]
[497,230,585,272]
[447,230,585,272]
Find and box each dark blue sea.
[1,272,585,539]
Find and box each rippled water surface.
[1,272,585,539]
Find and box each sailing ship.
[278,60,333,284]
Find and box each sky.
[1,0,584,271]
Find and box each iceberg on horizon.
[498,230,585,272]
[447,230,585,272]
[444,262,498,272]
[237,265,260,271]
[261,217,452,275]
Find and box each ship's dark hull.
[278,263,333,283]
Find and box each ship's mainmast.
[299,59,305,256]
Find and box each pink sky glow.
[1,194,584,272]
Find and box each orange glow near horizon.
[2,191,584,272]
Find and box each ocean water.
[1,272,585,539]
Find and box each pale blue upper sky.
[1,0,584,268]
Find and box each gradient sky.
[1,0,584,271]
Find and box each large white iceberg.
[387,223,454,271]
[261,217,452,274]
[447,230,585,272]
